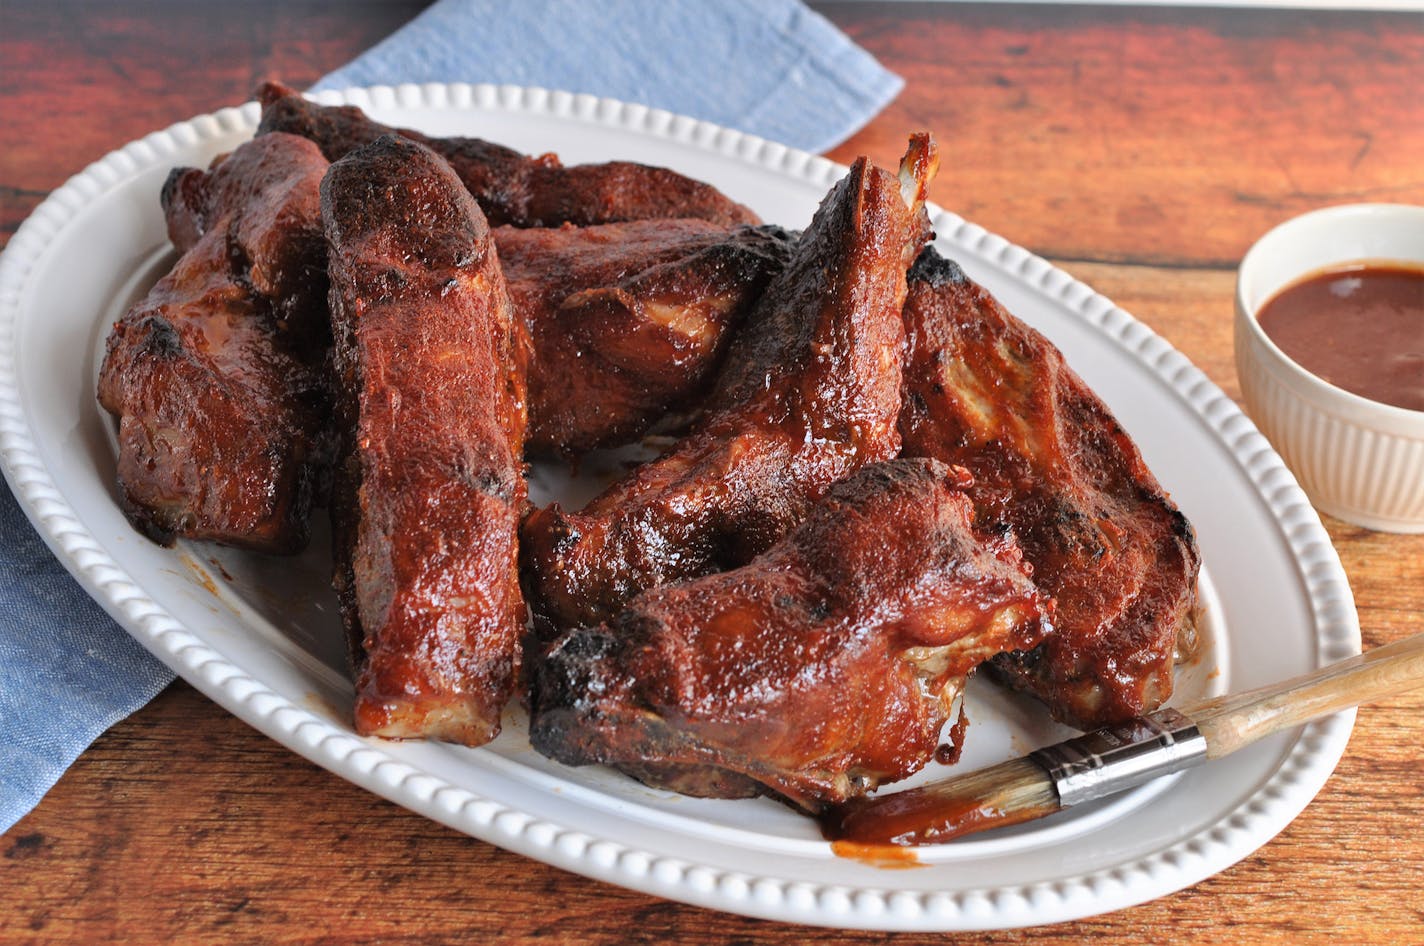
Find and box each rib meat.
[898,248,1200,728]
[160,143,334,357]
[97,132,330,553]
[496,219,796,457]
[522,135,939,629]
[258,82,760,228]
[171,192,793,458]
[322,134,527,744]
[528,458,1052,810]
[165,168,792,465]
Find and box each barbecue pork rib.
[97,132,330,553]
[258,82,759,229]
[160,141,335,356]
[496,219,797,457]
[522,135,939,630]
[322,134,527,744]
[897,248,1200,728]
[167,163,792,459]
[529,458,1052,810]
[171,188,793,459]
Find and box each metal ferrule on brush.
[1029,707,1208,807]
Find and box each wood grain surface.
[3,2,1422,943]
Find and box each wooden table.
[3,2,1422,942]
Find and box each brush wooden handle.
[1182,631,1424,759]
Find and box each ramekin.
[1235,203,1424,532]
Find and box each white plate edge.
[0,81,1362,931]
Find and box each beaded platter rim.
[0,83,1360,931]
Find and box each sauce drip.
[1256,263,1424,412]
[826,840,924,868]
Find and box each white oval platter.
[0,84,1359,931]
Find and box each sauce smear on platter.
[827,840,924,868]
[1257,263,1424,412]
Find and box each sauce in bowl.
[1256,263,1424,412]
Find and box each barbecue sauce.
[826,840,924,868]
[1256,263,1424,412]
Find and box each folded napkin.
[313,0,902,154]
[0,0,900,834]
[0,488,173,832]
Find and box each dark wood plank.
[2,2,1421,943]
[829,3,1424,268]
[0,0,427,243]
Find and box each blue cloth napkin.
[313,0,902,154]
[1,0,900,835]
[0,486,173,832]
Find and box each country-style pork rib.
[897,248,1200,728]
[162,159,795,474]
[97,132,330,553]
[170,189,794,460]
[258,82,760,229]
[496,219,796,457]
[160,142,335,356]
[528,458,1052,810]
[322,134,527,744]
[521,135,939,630]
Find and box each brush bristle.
[821,757,1059,847]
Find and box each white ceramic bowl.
[1235,203,1424,532]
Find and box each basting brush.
[822,630,1424,847]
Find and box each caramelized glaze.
[528,459,1050,810]
[522,135,938,630]
[257,81,760,228]
[322,135,527,745]
[97,132,331,553]
[496,219,795,456]
[898,248,1200,728]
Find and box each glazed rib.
[897,247,1200,728]
[497,219,797,457]
[322,134,527,744]
[166,172,792,467]
[160,140,335,356]
[97,132,330,553]
[529,458,1052,810]
[258,81,760,228]
[171,188,793,459]
[521,136,938,630]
